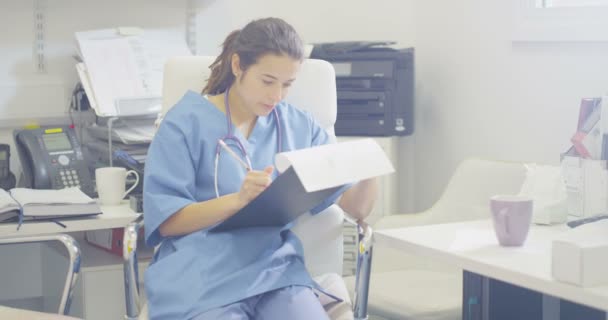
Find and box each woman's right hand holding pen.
[236,165,274,207]
[159,164,275,237]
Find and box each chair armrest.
[344,217,373,320]
[123,215,144,320]
[0,234,81,315]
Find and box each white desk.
[0,201,140,239]
[0,202,141,319]
[375,219,608,314]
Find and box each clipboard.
[211,166,343,232]
[210,138,395,232]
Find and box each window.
[539,0,608,7]
[513,0,608,41]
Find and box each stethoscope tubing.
[213,87,282,198]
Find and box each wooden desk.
[0,201,141,239]
[375,219,608,318]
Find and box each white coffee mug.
[95,167,140,205]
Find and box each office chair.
[352,158,527,320]
[123,56,373,320]
[0,234,81,319]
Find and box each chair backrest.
[162,56,337,136]
[429,158,527,223]
[161,56,344,276]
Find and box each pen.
[218,140,251,171]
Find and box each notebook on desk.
[0,187,102,222]
[0,190,20,222]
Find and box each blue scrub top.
[143,91,345,320]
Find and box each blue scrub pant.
[191,285,330,320]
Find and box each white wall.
[5,1,605,213]
[196,0,418,213]
[0,0,188,174]
[197,0,608,212]
[196,0,416,56]
[411,1,608,210]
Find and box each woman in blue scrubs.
[143,17,378,320]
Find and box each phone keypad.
[57,168,80,188]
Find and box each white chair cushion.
[162,56,337,135]
[345,270,462,320]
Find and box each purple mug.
[490,195,533,246]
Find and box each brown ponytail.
[202,17,304,95]
[202,30,241,95]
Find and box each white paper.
[79,38,146,116]
[87,121,155,144]
[75,28,192,117]
[10,187,95,206]
[582,159,608,216]
[562,156,584,216]
[275,138,395,192]
[0,189,19,213]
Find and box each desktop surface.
[375,219,608,311]
[0,201,140,239]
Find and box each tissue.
[518,164,568,225]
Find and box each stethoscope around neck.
[213,87,282,198]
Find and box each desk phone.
[14,126,95,196]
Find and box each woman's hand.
[237,165,274,207]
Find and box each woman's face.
[232,53,301,116]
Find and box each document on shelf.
[87,121,156,144]
[211,138,395,232]
[75,27,192,117]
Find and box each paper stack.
[74,27,192,117]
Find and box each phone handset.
[15,130,51,189]
[13,127,95,197]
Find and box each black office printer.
[310,41,414,136]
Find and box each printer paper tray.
[338,91,387,113]
[335,118,388,136]
[338,102,384,114]
[338,91,386,100]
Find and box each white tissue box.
[551,221,608,287]
[532,202,568,225]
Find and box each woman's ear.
[231,53,242,78]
